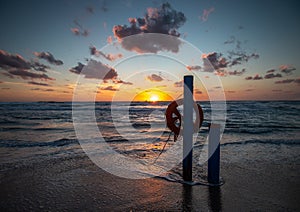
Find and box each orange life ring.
[165,99,204,137]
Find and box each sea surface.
[0,101,299,180]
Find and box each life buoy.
[165,99,204,137]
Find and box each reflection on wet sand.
[208,186,222,211]
[182,184,193,211]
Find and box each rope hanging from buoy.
[165,98,204,141]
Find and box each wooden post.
[208,124,221,184]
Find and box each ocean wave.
[221,139,300,146]
[0,138,79,148]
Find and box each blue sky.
[0,0,299,101]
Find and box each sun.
[149,95,159,102]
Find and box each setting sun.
[149,95,159,102]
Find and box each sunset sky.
[0,0,299,102]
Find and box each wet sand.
[1,144,299,211]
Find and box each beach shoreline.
[1,143,299,211]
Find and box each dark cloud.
[114,3,186,38]
[7,69,54,80]
[69,60,118,81]
[89,46,123,61]
[202,52,228,72]
[228,69,246,76]
[186,65,201,71]
[200,7,215,22]
[226,90,236,93]
[224,36,235,45]
[245,89,254,92]
[2,87,10,90]
[275,79,295,84]
[31,88,54,92]
[266,69,275,73]
[238,25,244,30]
[174,80,183,87]
[100,85,119,91]
[69,62,85,74]
[34,52,63,65]
[30,62,49,72]
[253,74,263,80]
[279,65,296,75]
[28,81,51,86]
[113,3,185,53]
[147,74,163,82]
[228,52,259,67]
[294,78,300,84]
[0,50,31,70]
[272,89,282,92]
[264,73,282,79]
[113,79,133,85]
[0,50,52,77]
[245,74,263,80]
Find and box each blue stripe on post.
[183,75,193,182]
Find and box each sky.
[0,0,299,102]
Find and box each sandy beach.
[1,143,299,211]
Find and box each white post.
[183,75,193,181]
[208,123,221,184]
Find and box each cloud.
[200,7,215,22]
[294,78,300,84]
[146,74,163,82]
[69,60,118,81]
[0,50,31,70]
[226,90,236,93]
[0,50,55,81]
[186,65,201,71]
[30,62,49,72]
[279,65,296,75]
[112,79,133,85]
[264,73,282,79]
[28,81,51,86]
[202,52,228,72]
[89,46,123,61]
[174,80,183,87]
[31,88,54,92]
[71,28,80,36]
[245,74,263,80]
[100,85,119,91]
[34,52,63,65]
[266,69,275,73]
[113,3,185,53]
[228,52,259,67]
[245,89,254,92]
[86,6,94,14]
[7,69,54,80]
[69,62,85,74]
[275,79,295,84]
[71,20,89,37]
[224,36,235,45]
[228,69,246,76]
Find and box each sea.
[0,101,299,181]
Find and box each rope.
[152,131,173,164]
